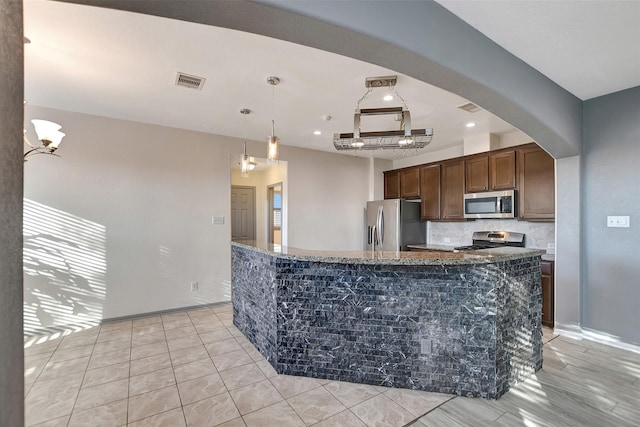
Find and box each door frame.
[267,182,283,245]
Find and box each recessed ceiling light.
[383,95,394,101]
[313,130,322,135]
[466,122,476,128]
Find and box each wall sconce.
[24,119,66,160]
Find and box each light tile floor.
[23,304,640,426]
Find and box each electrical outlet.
[607,216,630,228]
[190,281,198,292]
[443,237,451,243]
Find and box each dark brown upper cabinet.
[420,164,441,220]
[441,159,465,220]
[489,150,517,190]
[399,167,420,199]
[518,145,555,220]
[381,142,553,222]
[466,150,516,193]
[383,170,400,199]
[465,155,489,192]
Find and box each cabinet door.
[490,150,516,190]
[420,164,440,220]
[400,167,420,199]
[518,146,555,220]
[465,155,489,192]
[541,260,555,328]
[384,170,400,199]
[441,160,465,220]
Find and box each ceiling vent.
[175,72,206,90]
[457,102,481,113]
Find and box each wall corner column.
[554,156,582,337]
[0,1,25,425]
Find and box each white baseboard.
[553,322,583,340]
[554,322,640,354]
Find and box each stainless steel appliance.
[454,231,525,251]
[366,199,426,251]
[464,190,516,219]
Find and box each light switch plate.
[212,216,225,225]
[607,216,630,228]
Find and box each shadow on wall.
[23,199,107,337]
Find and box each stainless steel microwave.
[464,190,516,219]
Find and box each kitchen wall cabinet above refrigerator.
[384,167,421,200]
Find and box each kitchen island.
[231,241,545,399]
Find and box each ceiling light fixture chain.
[355,87,373,109]
[391,86,409,110]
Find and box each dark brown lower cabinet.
[541,260,555,328]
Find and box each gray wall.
[0,1,25,425]
[583,87,640,345]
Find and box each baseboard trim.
[24,300,233,340]
[554,322,640,354]
[102,300,232,324]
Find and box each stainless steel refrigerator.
[366,199,426,251]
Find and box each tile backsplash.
[428,219,555,250]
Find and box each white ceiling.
[24,1,639,160]
[435,0,640,100]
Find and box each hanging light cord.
[271,83,276,137]
[243,111,248,155]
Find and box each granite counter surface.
[231,240,545,265]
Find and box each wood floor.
[414,328,640,426]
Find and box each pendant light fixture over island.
[266,76,280,164]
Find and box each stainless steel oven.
[464,190,516,219]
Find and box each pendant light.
[266,76,280,164]
[240,108,255,178]
[333,75,434,151]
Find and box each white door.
[231,186,256,241]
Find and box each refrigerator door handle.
[377,205,384,246]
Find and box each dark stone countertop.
[231,240,545,266]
